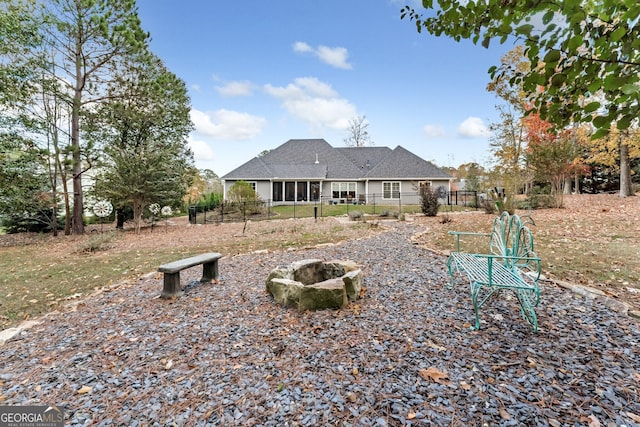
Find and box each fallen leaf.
[459,381,472,390]
[77,385,93,394]
[407,411,416,420]
[419,367,451,385]
[625,412,640,423]
[164,360,173,370]
[588,414,601,427]
[426,339,446,352]
[499,407,511,420]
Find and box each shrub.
[521,186,556,209]
[76,231,118,253]
[481,199,496,214]
[440,213,452,224]
[2,209,57,234]
[348,210,363,221]
[419,186,439,217]
[379,210,400,218]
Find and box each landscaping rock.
[267,278,304,306]
[342,269,363,300]
[298,279,348,311]
[266,260,363,311]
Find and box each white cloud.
[215,80,255,97]
[293,41,353,70]
[293,41,312,53]
[264,77,357,131]
[423,124,446,138]
[187,136,215,162]
[190,108,267,140]
[457,117,490,138]
[316,46,352,69]
[190,84,201,92]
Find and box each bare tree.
[344,115,374,147]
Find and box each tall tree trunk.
[563,175,572,194]
[71,42,84,235]
[574,172,581,195]
[619,139,633,197]
[133,199,143,234]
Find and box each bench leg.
[161,272,184,298]
[516,289,538,332]
[201,260,219,282]
[470,282,483,330]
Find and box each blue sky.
[136,0,516,176]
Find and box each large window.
[331,182,356,199]
[273,182,283,202]
[296,182,307,201]
[383,182,400,199]
[285,182,296,201]
[310,182,320,201]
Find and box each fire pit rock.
[266,259,363,311]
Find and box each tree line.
[1,0,194,235]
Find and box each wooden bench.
[446,212,541,332]
[158,252,222,298]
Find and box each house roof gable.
[221,139,452,181]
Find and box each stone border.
[266,259,363,311]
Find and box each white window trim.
[382,181,401,199]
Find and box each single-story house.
[221,139,453,205]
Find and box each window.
[273,182,283,202]
[248,181,257,192]
[297,182,307,201]
[310,182,320,201]
[331,182,356,199]
[383,182,400,199]
[285,182,296,201]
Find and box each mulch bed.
[1,223,638,426]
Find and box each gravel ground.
[1,223,638,426]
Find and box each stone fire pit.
[266,259,363,311]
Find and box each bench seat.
[446,212,541,332]
[158,252,222,298]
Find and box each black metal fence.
[188,191,481,224]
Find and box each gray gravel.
[1,223,638,426]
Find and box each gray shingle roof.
[221,139,451,181]
[364,146,452,179]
